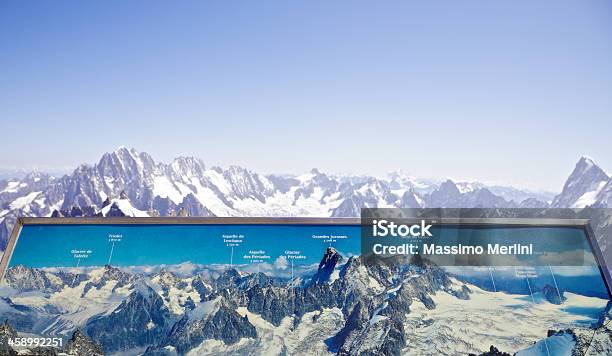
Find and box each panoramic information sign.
[0,219,611,355]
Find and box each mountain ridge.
[0,148,609,251]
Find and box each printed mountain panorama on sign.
[2,244,612,355]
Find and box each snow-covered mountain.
[552,156,611,208]
[1,147,608,251]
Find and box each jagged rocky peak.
[170,156,206,178]
[239,271,274,289]
[86,283,174,353]
[215,268,243,289]
[96,264,137,287]
[320,247,342,266]
[438,179,461,195]
[177,193,212,217]
[312,247,343,284]
[219,165,273,202]
[89,147,156,202]
[155,268,181,288]
[156,297,256,353]
[426,179,461,207]
[98,146,151,175]
[22,170,51,185]
[400,189,421,208]
[0,320,18,356]
[474,345,512,356]
[541,284,565,305]
[114,146,155,166]
[388,169,432,192]
[3,264,63,292]
[127,283,164,306]
[73,162,90,175]
[0,319,17,342]
[575,156,608,178]
[552,156,610,208]
[65,329,104,356]
[310,168,338,189]
[6,263,30,275]
[330,196,361,217]
[103,264,126,277]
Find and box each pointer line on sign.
[70,258,81,288]
[108,242,115,265]
[525,275,551,356]
[548,266,563,305]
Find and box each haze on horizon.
[1,1,611,191]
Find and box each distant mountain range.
[0,147,610,250]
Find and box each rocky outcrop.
[64,329,104,356]
[85,284,173,353]
[541,284,565,305]
[162,300,256,354]
[3,265,83,293]
[81,264,137,296]
[470,345,512,356]
[0,320,18,356]
[311,247,343,284]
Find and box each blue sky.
[0,0,611,190]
